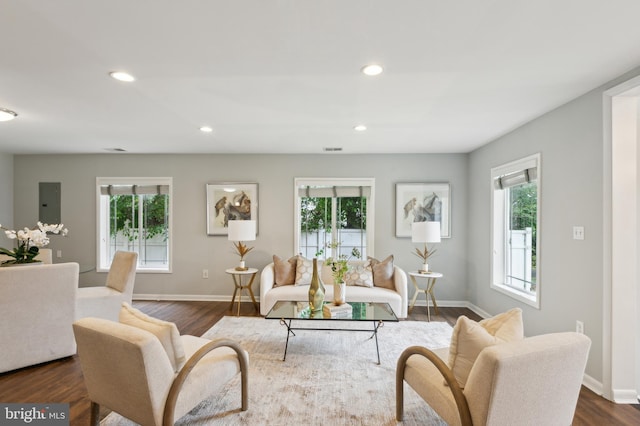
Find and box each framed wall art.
[206,182,258,236]
[395,182,451,238]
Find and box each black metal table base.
[278,318,386,364]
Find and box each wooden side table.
[225,268,259,316]
[408,271,443,322]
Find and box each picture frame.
[395,182,451,238]
[206,182,258,236]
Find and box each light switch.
[573,226,585,240]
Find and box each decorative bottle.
[308,258,325,312]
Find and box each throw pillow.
[447,308,523,388]
[294,256,314,286]
[369,255,395,289]
[119,302,186,372]
[478,306,524,341]
[273,255,297,287]
[345,261,374,287]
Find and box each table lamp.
[411,221,441,273]
[228,220,256,271]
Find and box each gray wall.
[0,152,13,247]
[467,65,640,383]
[12,153,469,302]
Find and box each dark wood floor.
[0,301,638,425]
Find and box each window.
[97,177,172,272]
[491,154,540,308]
[295,178,374,260]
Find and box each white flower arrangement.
[0,222,68,265]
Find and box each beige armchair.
[73,314,249,425]
[76,251,137,321]
[396,332,591,425]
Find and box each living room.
[2,2,640,425]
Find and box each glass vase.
[308,258,325,312]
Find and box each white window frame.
[490,154,541,308]
[294,177,375,258]
[96,177,173,273]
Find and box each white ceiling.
[1,0,640,155]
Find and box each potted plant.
[0,222,68,265]
[324,242,360,305]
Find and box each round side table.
[225,268,259,316]
[408,271,443,322]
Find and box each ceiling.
[2,0,640,155]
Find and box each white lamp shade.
[227,220,256,241]
[411,221,441,243]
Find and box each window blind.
[493,167,537,190]
[99,185,170,196]
[297,186,372,198]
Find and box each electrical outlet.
[56,250,62,258]
[202,269,209,279]
[576,320,584,334]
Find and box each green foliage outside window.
[109,194,169,241]
[300,197,366,231]
[509,182,537,266]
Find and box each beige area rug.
[102,316,452,426]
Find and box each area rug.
[102,317,452,425]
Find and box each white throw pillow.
[119,302,186,372]
[294,256,315,286]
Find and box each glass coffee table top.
[265,301,398,364]
[265,301,398,322]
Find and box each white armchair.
[73,305,249,425]
[396,332,591,425]
[76,251,137,321]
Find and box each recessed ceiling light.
[109,71,135,82]
[354,124,367,132]
[200,126,213,133]
[0,108,18,121]
[361,64,383,76]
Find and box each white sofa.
[0,262,79,373]
[260,260,408,318]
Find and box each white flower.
[1,222,69,264]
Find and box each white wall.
[12,153,469,303]
[0,152,13,247]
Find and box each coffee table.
[265,301,398,364]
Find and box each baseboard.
[413,299,491,318]
[582,374,604,396]
[139,295,490,315]
[133,293,230,302]
[611,388,640,404]
[577,375,637,404]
